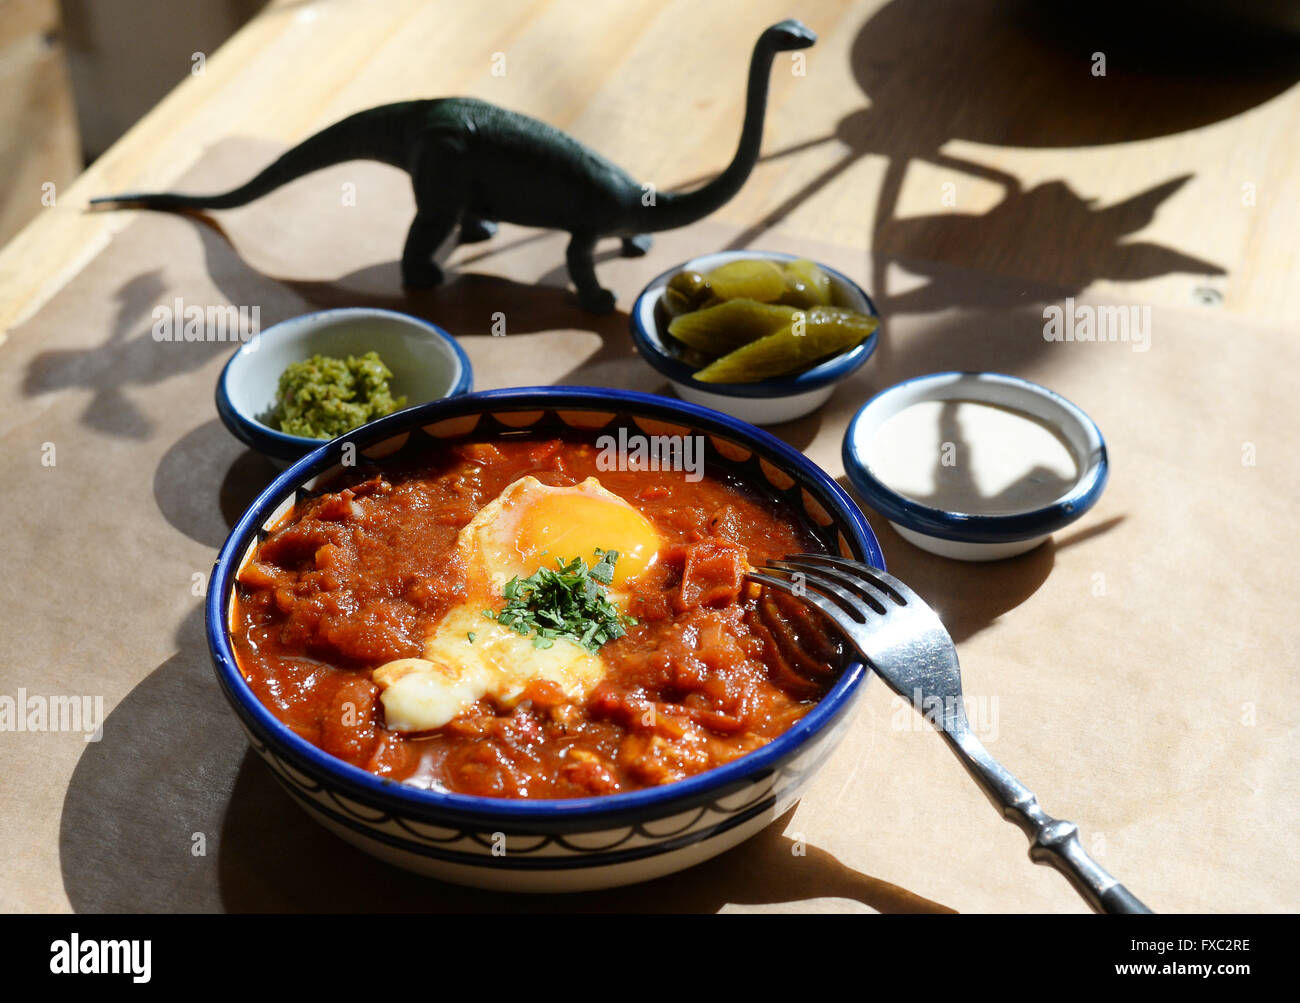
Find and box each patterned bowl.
[206,387,884,891]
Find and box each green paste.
[268,351,407,439]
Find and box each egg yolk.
[513,491,660,587]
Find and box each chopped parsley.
[484,549,638,654]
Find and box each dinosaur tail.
[90,101,427,211]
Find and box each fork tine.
[745,572,857,628]
[770,558,892,615]
[788,553,910,606]
[750,565,869,625]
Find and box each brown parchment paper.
[1,138,1296,913]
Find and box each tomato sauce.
[232,435,843,798]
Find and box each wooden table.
[4,0,1299,339]
[3,0,1298,914]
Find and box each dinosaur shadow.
[864,173,1222,319]
[174,212,634,341]
[23,216,640,441]
[19,270,234,440]
[179,223,826,451]
[184,220,641,386]
[58,602,953,914]
[694,0,1300,318]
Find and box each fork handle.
[946,726,1152,914]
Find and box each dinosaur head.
[643,17,818,232]
[763,18,817,52]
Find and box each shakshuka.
[231,434,845,798]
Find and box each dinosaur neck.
[646,40,780,231]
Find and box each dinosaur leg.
[403,136,471,288]
[401,210,459,289]
[566,232,615,313]
[621,234,652,257]
[458,215,498,244]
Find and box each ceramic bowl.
[216,306,472,465]
[629,250,880,425]
[207,387,884,892]
[842,372,1108,561]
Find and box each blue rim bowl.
[629,251,880,425]
[216,306,473,464]
[843,372,1108,554]
[206,387,884,889]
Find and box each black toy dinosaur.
[92,19,816,312]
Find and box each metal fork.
[749,553,1151,914]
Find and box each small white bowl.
[216,307,472,465]
[842,372,1108,561]
[629,250,880,425]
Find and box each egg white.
[372,475,661,732]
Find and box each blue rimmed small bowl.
[216,307,473,465]
[629,250,880,425]
[843,372,1108,561]
[207,387,884,891]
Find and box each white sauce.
[865,399,1080,516]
